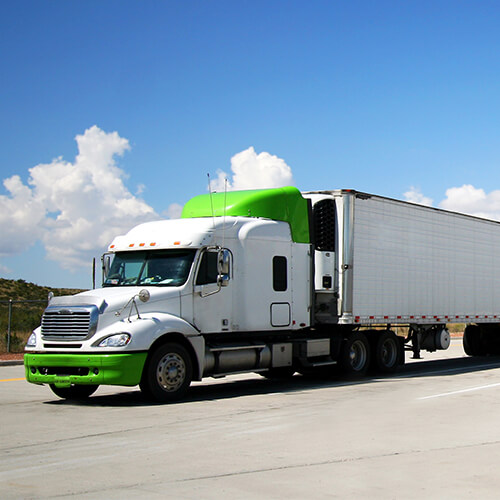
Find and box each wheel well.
[145,333,200,381]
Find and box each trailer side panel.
[348,194,500,324]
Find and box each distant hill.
[1,278,87,352]
[0,278,86,302]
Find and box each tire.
[372,331,400,374]
[339,332,370,377]
[463,325,486,356]
[479,325,500,355]
[140,343,193,402]
[49,384,98,400]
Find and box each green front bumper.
[24,352,148,388]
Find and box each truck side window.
[273,256,287,291]
[196,251,219,285]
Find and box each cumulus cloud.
[402,184,500,221]
[163,203,184,219]
[0,126,157,270]
[211,146,294,192]
[403,187,433,206]
[439,184,500,220]
[0,175,46,256]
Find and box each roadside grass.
[0,278,86,354]
[1,331,31,354]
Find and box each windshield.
[104,250,196,287]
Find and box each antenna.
[222,177,228,248]
[207,173,216,224]
[207,173,218,247]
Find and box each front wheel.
[140,343,193,402]
[49,384,98,400]
[339,332,370,377]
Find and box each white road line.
[418,382,500,400]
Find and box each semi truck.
[24,186,500,401]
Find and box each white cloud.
[403,187,433,206]
[1,136,297,275]
[402,184,500,221]
[211,146,294,192]
[0,175,46,256]
[0,126,157,270]
[163,203,184,219]
[439,184,500,220]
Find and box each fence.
[1,299,47,353]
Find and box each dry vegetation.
[0,278,86,353]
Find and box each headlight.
[26,332,37,348]
[97,333,131,347]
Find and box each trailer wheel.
[372,331,400,374]
[463,325,486,356]
[140,342,192,402]
[49,384,98,400]
[340,332,370,376]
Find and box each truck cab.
[25,187,320,401]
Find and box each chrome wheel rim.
[349,340,367,371]
[156,353,186,392]
[381,338,398,367]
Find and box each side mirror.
[218,249,230,286]
[102,254,111,280]
[218,249,230,275]
[218,274,230,287]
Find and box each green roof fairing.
[181,186,310,243]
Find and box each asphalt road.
[2,339,500,499]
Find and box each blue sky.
[1,1,500,289]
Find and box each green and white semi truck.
[24,186,500,401]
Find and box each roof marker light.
[139,243,145,247]
[150,242,156,246]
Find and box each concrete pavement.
[2,339,500,498]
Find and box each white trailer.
[306,190,500,359]
[24,187,500,401]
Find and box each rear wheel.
[339,332,370,377]
[463,325,486,356]
[372,331,400,374]
[140,342,193,402]
[49,384,98,400]
[464,324,500,356]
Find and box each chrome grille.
[41,305,99,341]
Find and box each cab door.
[192,248,233,333]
